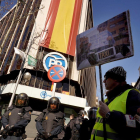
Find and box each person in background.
[63,118,67,129]
[70,114,74,120]
[71,110,89,140]
[1,93,32,140]
[35,97,64,140]
[91,66,140,140]
[64,114,75,140]
[87,107,97,140]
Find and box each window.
[119,27,125,32]
[62,83,69,95]
[27,32,31,40]
[29,75,35,87]
[16,58,22,69]
[55,82,63,93]
[42,80,52,91]
[110,17,116,22]
[35,77,41,88]
[111,31,116,35]
[110,24,115,28]
[117,20,124,25]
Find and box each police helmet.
[78,110,86,116]
[15,93,29,107]
[88,107,97,120]
[47,97,60,112]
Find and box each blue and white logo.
[43,52,68,72]
[40,91,61,99]
[40,91,51,98]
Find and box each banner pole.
[99,65,104,102]
[8,59,25,107]
[99,64,107,140]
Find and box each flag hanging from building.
[39,0,83,56]
[14,47,26,60]
[28,55,37,67]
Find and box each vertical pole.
[8,0,36,107]
[99,65,104,102]
[8,58,25,107]
[52,83,56,97]
[51,82,54,92]
[99,64,107,140]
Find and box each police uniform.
[86,107,97,140]
[35,97,64,140]
[64,118,75,140]
[70,110,88,140]
[1,93,32,140]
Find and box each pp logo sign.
[43,52,68,71]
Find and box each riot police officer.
[71,110,88,140]
[87,107,97,140]
[64,114,75,140]
[35,97,64,140]
[1,93,32,140]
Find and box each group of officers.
[0,93,97,140]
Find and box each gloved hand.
[0,129,3,135]
[0,129,8,138]
[42,132,51,139]
[6,125,14,131]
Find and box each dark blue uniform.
[35,109,64,140]
[1,105,32,140]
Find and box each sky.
[0,0,16,18]
[92,0,140,100]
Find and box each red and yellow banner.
[39,0,83,56]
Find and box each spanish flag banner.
[39,0,83,56]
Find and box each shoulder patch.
[45,116,48,120]
[9,112,11,116]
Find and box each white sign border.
[43,52,68,72]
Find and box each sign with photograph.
[76,11,133,70]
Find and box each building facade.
[0,0,96,138]
[134,66,140,91]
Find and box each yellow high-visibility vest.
[90,89,139,140]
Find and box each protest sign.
[76,11,133,70]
